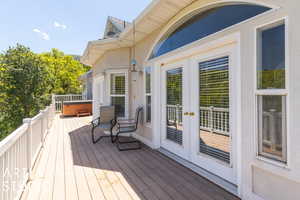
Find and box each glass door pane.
[111,96,125,117]
[166,68,183,145]
[199,56,230,163]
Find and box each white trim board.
[158,147,238,197]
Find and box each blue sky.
[0,0,151,55]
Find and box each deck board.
[38,115,60,200]
[21,115,240,200]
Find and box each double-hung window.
[256,20,287,163]
[145,67,151,123]
[110,73,126,117]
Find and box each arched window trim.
[147,1,275,61]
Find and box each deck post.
[40,110,46,147]
[23,118,32,178]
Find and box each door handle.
[184,112,189,116]
[184,112,195,116]
[189,112,195,116]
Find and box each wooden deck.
[21,115,239,200]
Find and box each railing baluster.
[199,106,229,135]
[0,103,55,200]
[23,118,32,178]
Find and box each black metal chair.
[115,106,143,151]
[91,106,117,144]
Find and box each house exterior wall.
[80,70,93,100]
[84,74,93,100]
[93,47,131,76]
[90,1,300,199]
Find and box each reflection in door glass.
[166,68,183,145]
[199,57,230,163]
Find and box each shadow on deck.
[22,116,239,200]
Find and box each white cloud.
[54,21,67,30]
[33,28,50,40]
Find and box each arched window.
[150,4,271,59]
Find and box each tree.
[40,49,90,94]
[0,44,51,140]
[0,45,90,140]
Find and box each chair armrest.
[91,117,100,127]
[111,117,117,127]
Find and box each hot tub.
[62,100,93,117]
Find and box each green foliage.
[40,49,89,94]
[0,45,90,140]
[0,44,51,140]
[257,69,285,89]
[166,69,184,106]
[199,69,229,108]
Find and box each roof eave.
[81,0,164,66]
[81,0,196,66]
[80,38,120,66]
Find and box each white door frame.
[151,33,242,194]
[160,60,191,160]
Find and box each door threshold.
[158,147,238,196]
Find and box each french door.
[160,60,190,160]
[160,45,238,184]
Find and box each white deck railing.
[200,106,229,136]
[166,105,183,124]
[166,105,230,136]
[53,94,87,112]
[0,103,55,200]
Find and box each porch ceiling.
[81,0,195,66]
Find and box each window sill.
[256,155,290,171]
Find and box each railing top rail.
[0,123,28,156]
[166,104,183,108]
[31,111,44,122]
[54,94,85,97]
[200,106,229,112]
[0,104,54,156]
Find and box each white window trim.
[106,69,129,118]
[144,66,152,126]
[254,17,289,167]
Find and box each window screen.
[258,95,287,162]
[111,96,125,117]
[110,74,126,117]
[111,74,125,95]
